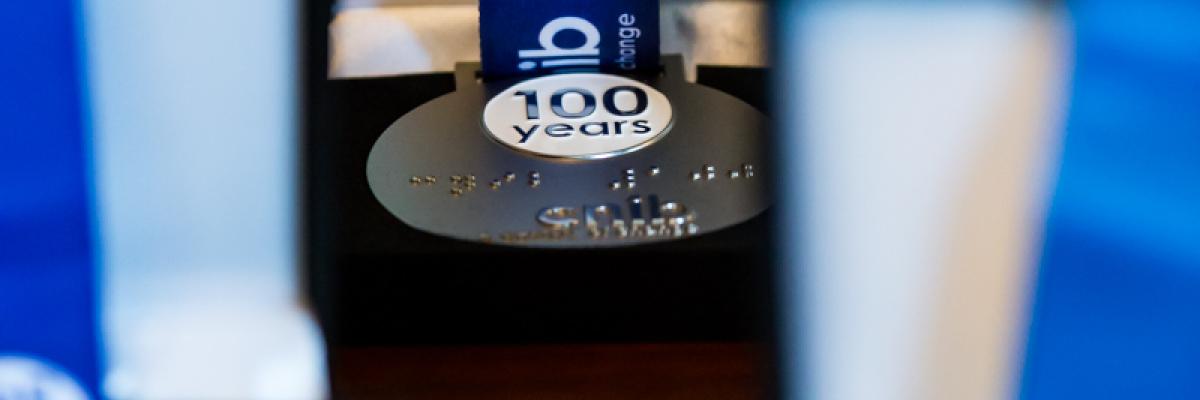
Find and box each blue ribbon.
[479,0,660,78]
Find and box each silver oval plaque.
[366,59,768,248]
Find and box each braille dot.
[729,170,741,179]
[706,172,716,180]
[409,176,422,185]
[491,180,502,190]
[505,172,517,182]
[610,181,622,190]
[649,166,661,176]
[691,172,702,181]
[424,176,437,184]
[704,165,716,174]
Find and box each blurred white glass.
[83,1,327,399]
[776,2,1069,399]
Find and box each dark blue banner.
[479,0,660,78]
[0,0,100,398]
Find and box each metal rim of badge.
[365,57,770,248]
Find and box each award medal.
[366,2,768,247]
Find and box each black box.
[305,62,773,347]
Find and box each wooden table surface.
[331,342,771,399]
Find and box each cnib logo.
[483,73,674,160]
[478,0,660,77]
[517,17,602,72]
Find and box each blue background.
[0,0,101,396]
[1021,2,1200,398]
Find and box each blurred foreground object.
[1020,2,1200,398]
[84,0,326,398]
[779,1,1200,399]
[776,2,1069,399]
[0,1,101,398]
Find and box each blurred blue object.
[1021,2,1200,399]
[0,0,100,398]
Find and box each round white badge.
[483,73,674,160]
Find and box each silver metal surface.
[365,56,769,247]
